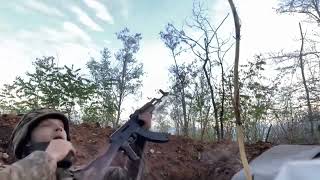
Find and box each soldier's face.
[30,118,67,143]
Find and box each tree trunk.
[228,0,252,179]
[265,124,272,143]
[215,33,227,140]
[201,106,211,141]
[203,40,220,141]
[172,51,189,136]
[200,108,204,141]
[181,88,189,136]
[219,61,226,139]
[115,55,128,128]
[298,23,314,139]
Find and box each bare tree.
[162,2,230,140]
[114,28,144,127]
[298,22,314,137]
[277,0,320,24]
[160,26,190,136]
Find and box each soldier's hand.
[139,111,152,130]
[45,139,76,163]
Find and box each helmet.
[10,108,71,159]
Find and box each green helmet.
[10,108,71,159]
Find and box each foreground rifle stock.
[74,90,170,180]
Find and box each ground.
[0,114,271,180]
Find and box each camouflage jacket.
[0,151,75,180]
[0,151,136,180]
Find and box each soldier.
[0,108,152,180]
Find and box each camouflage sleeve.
[72,139,146,180]
[72,152,131,180]
[0,151,57,180]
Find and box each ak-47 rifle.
[74,90,170,180]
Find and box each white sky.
[0,0,306,119]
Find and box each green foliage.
[114,28,144,96]
[153,99,171,133]
[113,28,144,127]
[0,56,95,118]
[58,64,96,116]
[85,48,117,125]
[240,57,275,142]
[0,83,25,113]
[160,23,182,52]
[81,99,116,125]
[85,28,144,127]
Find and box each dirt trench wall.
[0,114,271,180]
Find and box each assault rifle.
[74,90,170,180]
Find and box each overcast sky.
[0,0,304,118]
